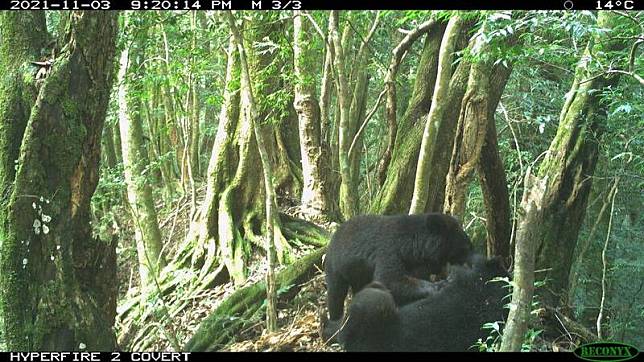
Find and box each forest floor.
[117,244,340,351]
[111,191,341,352]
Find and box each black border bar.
[3,0,643,11]
[0,351,590,361]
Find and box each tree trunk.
[180,35,244,285]
[370,21,457,214]
[0,12,48,201]
[379,18,437,186]
[179,14,291,290]
[0,11,119,350]
[410,16,464,214]
[189,12,201,179]
[330,11,358,219]
[318,15,340,218]
[478,64,513,260]
[293,11,331,221]
[443,25,494,220]
[373,21,478,215]
[501,14,626,350]
[346,14,378,212]
[530,12,626,308]
[500,169,543,352]
[118,34,167,289]
[226,11,283,333]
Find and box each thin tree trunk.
[118,37,167,289]
[500,168,543,352]
[330,11,357,219]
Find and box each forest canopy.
[0,9,642,352]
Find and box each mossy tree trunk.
[478,63,513,260]
[0,11,119,350]
[329,11,358,219]
[410,16,464,214]
[227,11,283,332]
[369,21,446,214]
[378,18,437,186]
[179,14,291,289]
[443,27,493,220]
[372,20,478,215]
[0,12,48,204]
[293,11,332,221]
[529,12,625,308]
[118,21,167,290]
[180,34,248,286]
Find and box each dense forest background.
[0,10,642,352]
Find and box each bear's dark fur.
[339,254,509,352]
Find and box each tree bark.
[410,16,464,214]
[369,23,444,214]
[329,11,358,219]
[0,12,48,202]
[117,33,167,289]
[500,169,543,352]
[443,25,494,220]
[502,13,626,349]
[378,18,437,186]
[0,11,119,350]
[478,64,513,260]
[293,11,331,221]
[530,12,626,308]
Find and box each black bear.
[322,213,473,340]
[339,254,509,352]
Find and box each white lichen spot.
[42,214,52,223]
[22,258,28,265]
[33,219,41,235]
[50,255,55,261]
[39,196,44,202]
[56,245,61,250]
[32,202,37,210]
[79,343,86,350]
[43,225,50,235]
[539,123,545,134]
